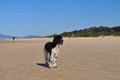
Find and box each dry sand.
[0,37,120,80]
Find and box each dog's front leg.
[49,48,58,68]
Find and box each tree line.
[60,26,120,37]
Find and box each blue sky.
[0,0,120,36]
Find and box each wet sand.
[0,37,120,80]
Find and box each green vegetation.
[60,26,120,37]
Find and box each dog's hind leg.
[43,48,49,65]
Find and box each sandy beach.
[0,37,120,80]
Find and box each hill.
[0,34,41,39]
[60,26,120,37]
[0,33,13,39]
[23,35,41,38]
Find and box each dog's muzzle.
[59,40,63,45]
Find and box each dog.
[44,35,63,68]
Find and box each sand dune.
[0,37,120,80]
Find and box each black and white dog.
[44,35,63,68]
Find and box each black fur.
[44,35,63,55]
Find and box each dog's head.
[53,35,63,45]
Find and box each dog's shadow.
[36,63,49,68]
